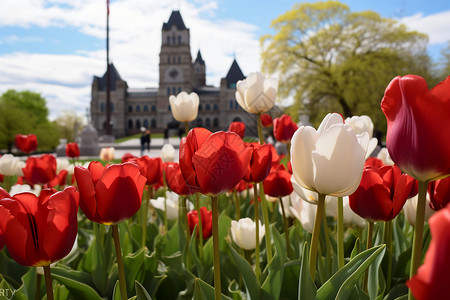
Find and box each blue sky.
[1,0,449,120]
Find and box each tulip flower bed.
[0,73,449,300]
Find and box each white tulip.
[0,154,24,176]
[235,72,278,114]
[161,144,176,163]
[169,91,199,122]
[99,147,115,161]
[9,184,41,197]
[377,147,395,166]
[231,218,265,250]
[345,115,378,158]
[289,192,316,233]
[403,193,435,226]
[290,113,369,197]
[150,196,179,220]
[56,158,71,174]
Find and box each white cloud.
[400,10,450,45]
[0,0,261,120]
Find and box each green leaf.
[112,280,121,300]
[0,275,17,300]
[14,267,36,300]
[261,226,285,300]
[317,244,386,300]
[51,273,103,300]
[228,242,261,300]
[368,242,386,300]
[227,280,244,300]
[135,281,152,300]
[192,276,232,300]
[298,242,317,300]
[350,238,360,260]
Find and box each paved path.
[99,137,181,161]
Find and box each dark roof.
[162,11,187,31]
[94,63,125,91]
[194,50,205,65]
[225,59,245,88]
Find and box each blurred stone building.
[90,10,257,137]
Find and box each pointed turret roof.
[94,63,125,91]
[225,59,245,88]
[162,11,187,31]
[194,50,205,65]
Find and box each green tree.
[440,41,450,78]
[0,90,60,152]
[54,110,85,142]
[261,0,435,131]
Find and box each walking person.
[140,129,151,156]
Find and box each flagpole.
[105,0,112,136]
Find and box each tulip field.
[0,73,449,300]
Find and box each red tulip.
[234,180,253,193]
[228,122,246,138]
[349,165,415,221]
[48,170,68,188]
[0,186,79,266]
[179,128,252,196]
[428,176,450,211]
[187,207,212,239]
[263,164,293,197]
[164,162,194,196]
[65,142,80,158]
[260,113,273,127]
[15,134,38,154]
[243,143,272,184]
[273,114,298,144]
[74,161,146,224]
[121,153,136,163]
[407,204,450,299]
[381,75,450,181]
[0,187,10,199]
[136,156,163,186]
[365,157,384,168]
[22,154,57,186]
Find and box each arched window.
[151,119,157,128]
[136,119,141,129]
[172,35,176,44]
[136,105,141,112]
[143,105,149,112]
[178,36,181,44]
[206,104,211,111]
[166,36,170,45]
[235,101,239,109]
[197,118,203,127]
[128,119,133,129]
[151,105,157,112]
[167,87,171,95]
[213,104,218,111]
[172,87,176,94]
[100,102,105,112]
[233,116,242,122]
[178,56,181,63]
[168,105,171,112]
[229,100,233,110]
[143,119,149,129]
[128,105,133,112]
[178,87,181,93]
[213,118,219,127]
[199,104,203,111]
[205,118,211,127]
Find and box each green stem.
[182,196,191,249]
[112,224,128,300]
[211,196,222,300]
[309,194,325,281]
[408,181,428,300]
[43,265,54,300]
[141,187,152,247]
[233,189,241,220]
[184,121,190,136]
[337,197,345,269]
[195,193,204,258]
[259,183,273,263]
[163,195,168,233]
[385,220,393,294]
[363,221,374,292]
[323,209,332,276]
[254,185,261,281]
[279,197,291,259]
[256,113,265,144]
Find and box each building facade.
[90,10,257,138]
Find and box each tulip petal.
[74,166,98,222]
[291,126,319,191]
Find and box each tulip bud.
[169,91,199,123]
[235,72,278,114]
[231,218,265,250]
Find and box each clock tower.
[158,11,194,98]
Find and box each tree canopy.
[261,0,436,132]
[0,90,60,152]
